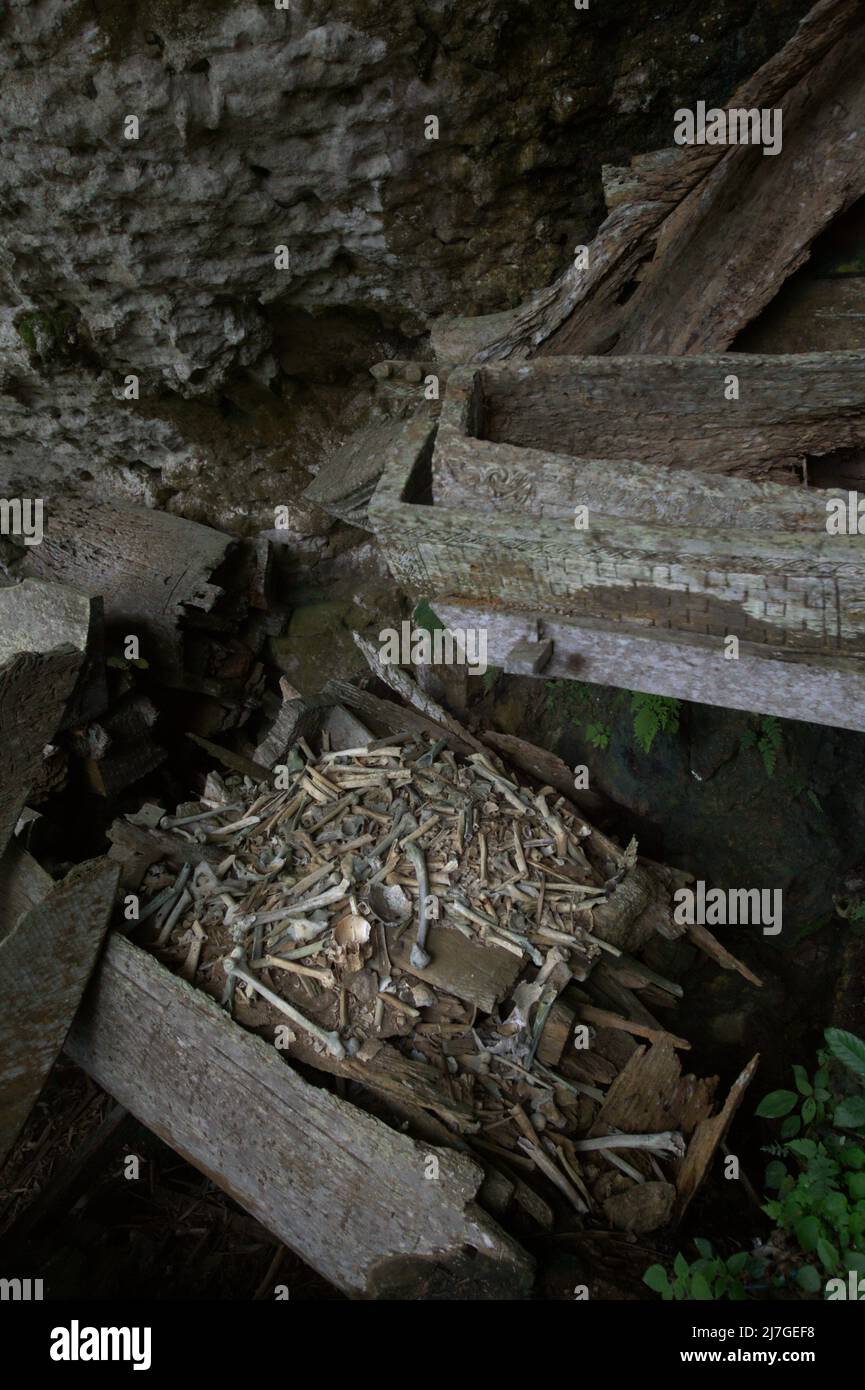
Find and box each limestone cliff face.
[0,0,810,526]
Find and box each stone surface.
[0,0,811,518]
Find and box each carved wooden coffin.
[369,353,865,661]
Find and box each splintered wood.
[122,731,756,1236]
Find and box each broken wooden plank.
[572,1002,691,1053]
[536,998,576,1066]
[674,1053,760,1222]
[303,417,423,530]
[252,690,322,768]
[324,678,480,758]
[0,839,52,938]
[0,648,83,862]
[106,818,225,876]
[64,934,534,1298]
[435,602,865,735]
[0,855,119,1167]
[687,922,764,988]
[432,0,864,364]
[23,497,235,679]
[352,632,488,756]
[591,1041,717,1140]
[572,16,865,358]
[186,732,271,783]
[387,923,523,1015]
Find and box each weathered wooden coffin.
[369,353,865,663]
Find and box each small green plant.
[644,1242,766,1301]
[644,1029,865,1300]
[741,715,783,777]
[585,721,611,750]
[758,1029,865,1292]
[630,692,680,754]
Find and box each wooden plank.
[674,1053,760,1222]
[591,1041,717,1140]
[387,923,523,1015]
[370,418,865,659]
[0,856,119,1167]
[0,840,52,940]
[431,0,863,365]
[435,601,865,733]
[0,648,83,862]
[323,679,480,758]
[23,498,234,679]
[352,632,488,755]
[64,935,534,1298]
[434,435,835,526]
[303,417,423,529]
[451,353,865,481]
[578,19,865,358]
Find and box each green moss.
[17,309,77,360]
[17,318,36,352]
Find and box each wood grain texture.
[674,1053,760,1222]
[0,648,83,861]
[433,355,865,510]
[303,416,422,530]
[567,19,865,358]
[23,497,234,678]
[430,0,863,365]
[435,601,865,733]
[0,840,52,942]
[387,922,523,1015]
[65,935,534,1299]
[0,856,119,1167]
[370,412,865,659]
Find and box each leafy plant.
[644,1029,865,1300]
[630,692,680,754]
[741,715,782,778]
[758,1029,865,1293]
[585,721,611,750]
[644,1242,766,1301]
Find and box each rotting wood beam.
[0,647,83,863]
[63,934,535,1299]
[0,854,120,1167]
[431,0,864,365]
[435,602,865,734]
[22,497,235,680]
